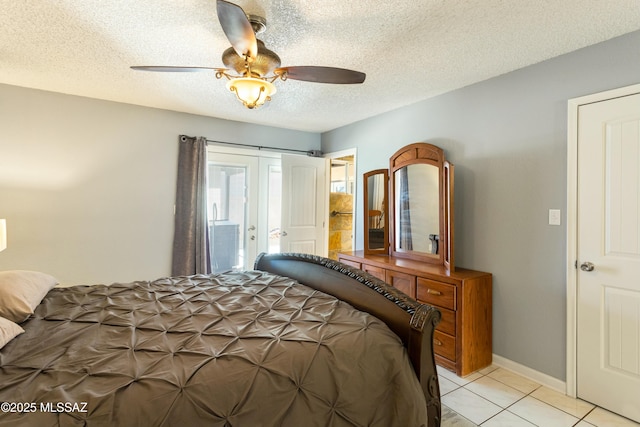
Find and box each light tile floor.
[439,365,640,427]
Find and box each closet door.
[577,92,640,423]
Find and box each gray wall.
[0,84,319,285]
[321,30,640,381]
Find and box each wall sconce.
[0,219,6,252]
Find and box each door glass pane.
[208,164,246,272]
[267,164,282,254]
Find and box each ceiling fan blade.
[216,0,257,59]
[131,66,226,72]
[276,66,366,84]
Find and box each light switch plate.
[548,209,561,226]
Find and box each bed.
[0,253,441,426]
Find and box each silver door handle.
[281,231,288,237]
[248,225,256,231]
[580,262,595,272]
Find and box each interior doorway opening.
[327,152,356,260]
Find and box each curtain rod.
[180,135,322,157]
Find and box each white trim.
[323,148,356,160]
[566,95,579,398]
[493,354,566,393]
[566,83,640,398]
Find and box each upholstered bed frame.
[254,252,442,426]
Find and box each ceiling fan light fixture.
[131,1,365,111]
[226,76,276,109]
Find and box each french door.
[207,149,327,272]
[207,152,281,272]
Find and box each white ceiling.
[2,1,640,133]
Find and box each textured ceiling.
[2,1,640,133]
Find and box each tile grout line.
[441,368,599,426]
[572,406,596,427]
[440,367,640,427]
[465,374,542,426]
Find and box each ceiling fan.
[131,0,366,109]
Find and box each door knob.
[248,225,256,231]
[281,231,288,237]
[580,262,595,272]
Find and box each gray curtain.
[171,135,211,276]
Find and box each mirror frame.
[363,169,389,255]
[389,143,454,270]
[444,160,454,271]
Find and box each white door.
[207,153,259,271]
[208,152,280,271]
[280,154,327,256]
[257,156,283,255]
[577,92,640,422]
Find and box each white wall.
[322,30,640,381]
[0,84,320,285]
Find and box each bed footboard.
[254,252,442,426]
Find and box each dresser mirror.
[362,142,454,269]
[374,143,453,271]
[363,169,389,254]
[393,163,440,254]
[390,143,454,269]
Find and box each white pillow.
[0,270,59,323]
[0,315,25,350]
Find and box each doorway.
[327,151,356,260]
[207,150,281,272]
[207,147,328,271]
[567,83,640,422]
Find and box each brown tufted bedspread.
[0,271,427,426]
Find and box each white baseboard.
[492,354,566,394]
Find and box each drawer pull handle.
[427,289,442,296]
[434,339,443,346]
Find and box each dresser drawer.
[433,330,456,362]
[436,307,455,336]
[417,278,456,310]
[340,258,361,269]
[362,264,386,281]
[385,270,416,298]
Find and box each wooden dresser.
[338,250,492,377]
